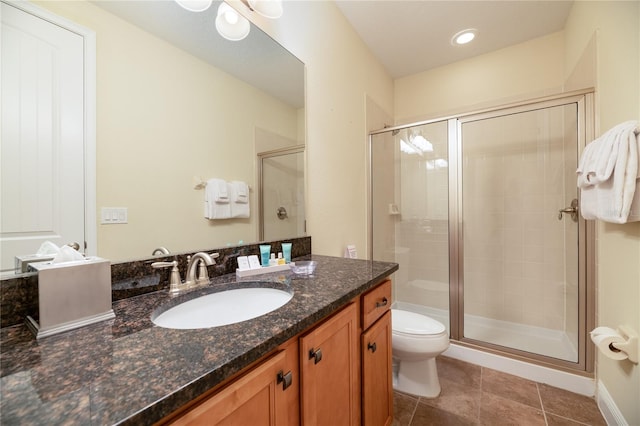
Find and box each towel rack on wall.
[192,176,252,191]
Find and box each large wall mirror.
[1,0,305,275]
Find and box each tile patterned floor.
[393,356,607,426]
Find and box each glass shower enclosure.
[370,92,594,371]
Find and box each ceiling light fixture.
[175,0,213,12]
[216,2,251,41]
[451,29,477,46]
[248,0,283,19]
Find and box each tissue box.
[27,257,115,339]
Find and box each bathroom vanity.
[0,255,397,425]
[166,278,392,426]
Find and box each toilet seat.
[392,309,446,336]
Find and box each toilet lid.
[392,309,446,335]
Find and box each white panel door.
[1,2,85,273]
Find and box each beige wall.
[36,1,300,261]
[249,1,395,258]
[564,2,640,424]
[394,31,565,124]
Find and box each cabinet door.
[172,350,291,426]
[300,303,359,426]
[362,310,393,426]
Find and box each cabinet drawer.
[361,279,391,330]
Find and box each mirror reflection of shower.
[258,146,305,241]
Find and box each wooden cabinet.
[167,279,393,426]
[361,279,393,426]
[299,303,359,426]
[361,279,391,330]
[362,310,393,426]
[170,339,299,426]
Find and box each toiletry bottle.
[282,242,292,263]
[277,253,285,265]
[259,245,271,267]
[269,253,277,267]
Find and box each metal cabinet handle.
[277,370,293,390]
[376,297,388,308]
[309,347,322,364]
[367,342,377,353]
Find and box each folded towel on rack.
[231,181,249,204]
[577,120,639,223]
[229,181,250,218]
[204,178,231,219]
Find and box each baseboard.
[444,343,596,396]
[597,380,628,426]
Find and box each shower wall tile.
[522,194,544,212]
[501,308,525,323]
[504,292,524,311]
[522,213,545,230]
[523,228,544,247]
[522,262,545,280]
[504,245,524,262]
[523,245,545,263]
[504,261,523,278]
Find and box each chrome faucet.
[185,252,219,289]
[151,260,184,296]
[151,251,219,296]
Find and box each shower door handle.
[558,199,579,222]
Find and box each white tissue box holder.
[26,257,115,339]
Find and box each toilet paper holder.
[608,325,638,364]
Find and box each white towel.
[204,178,231,219]
[232,180,249,204]
[229,181,250,218]
[577,121,639,223]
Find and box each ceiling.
[91,0,574,103]
[334,0,574,78]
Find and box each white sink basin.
[152,287,293,330]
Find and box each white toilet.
[391,308,450,398]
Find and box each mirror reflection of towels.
[205,178,231,219]
[229,181,250,218]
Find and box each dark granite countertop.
[0,255,397,425]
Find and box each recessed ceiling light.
[452,29,477,46]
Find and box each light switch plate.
[101,207,128,224]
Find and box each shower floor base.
[394,302,578,362]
